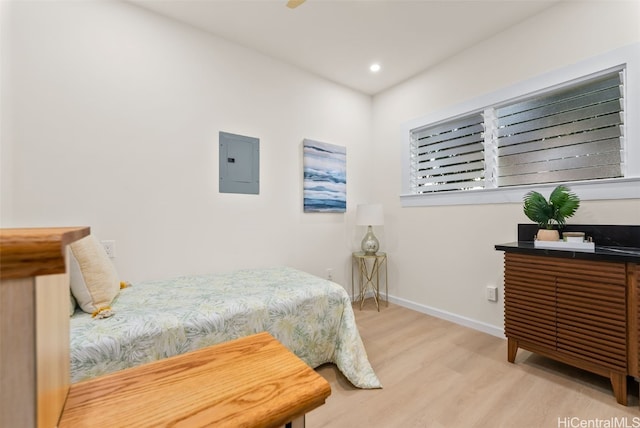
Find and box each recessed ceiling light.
[370,63,381,73]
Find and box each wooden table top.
[59,332,331,428]
[0,227,90,279]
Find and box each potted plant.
[523,184,580,241]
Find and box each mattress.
[70,266,381,388]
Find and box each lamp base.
[361,225,379,255]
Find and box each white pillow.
[68,235,120,318]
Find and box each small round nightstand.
[351,252,388,311]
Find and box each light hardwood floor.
[307,302,640,428]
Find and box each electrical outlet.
[101,240,116,258]
[326,268,333,280]
[486,285,498,302]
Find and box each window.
[401,44,640,206]
[495,72,623,187]
[409,112,485,193]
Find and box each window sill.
[400,178,640,207]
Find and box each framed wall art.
[303,139,346,213]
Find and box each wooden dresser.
[496,224,640,406]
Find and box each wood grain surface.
[0,226,88,428]
[503,252,630,405]
[0,227,89,279]
[60,332,331,428]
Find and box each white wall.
[372,0,640,335]
[1,1,14,227]
[1,0,373,286]
[3,0,640,335]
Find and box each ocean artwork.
[303,139,346,213]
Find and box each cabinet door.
[628,263,640,377]
[554,258,627,371]
[504,253,556,350]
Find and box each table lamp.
[356,203,384,255]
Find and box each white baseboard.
[387,295,505,339]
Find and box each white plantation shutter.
[407,68,626,195]
[495,71,624,187]
[410,113,485,193]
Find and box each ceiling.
[129,0,560,95]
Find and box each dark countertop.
[495,224,640,263]
[495,241,640,263]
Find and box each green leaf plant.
[523,185,580,230]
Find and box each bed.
[70,266,382,389]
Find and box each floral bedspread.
[70,266,381,388]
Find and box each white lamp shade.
[356,204,384,226]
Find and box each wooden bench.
[60,332,331,428]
